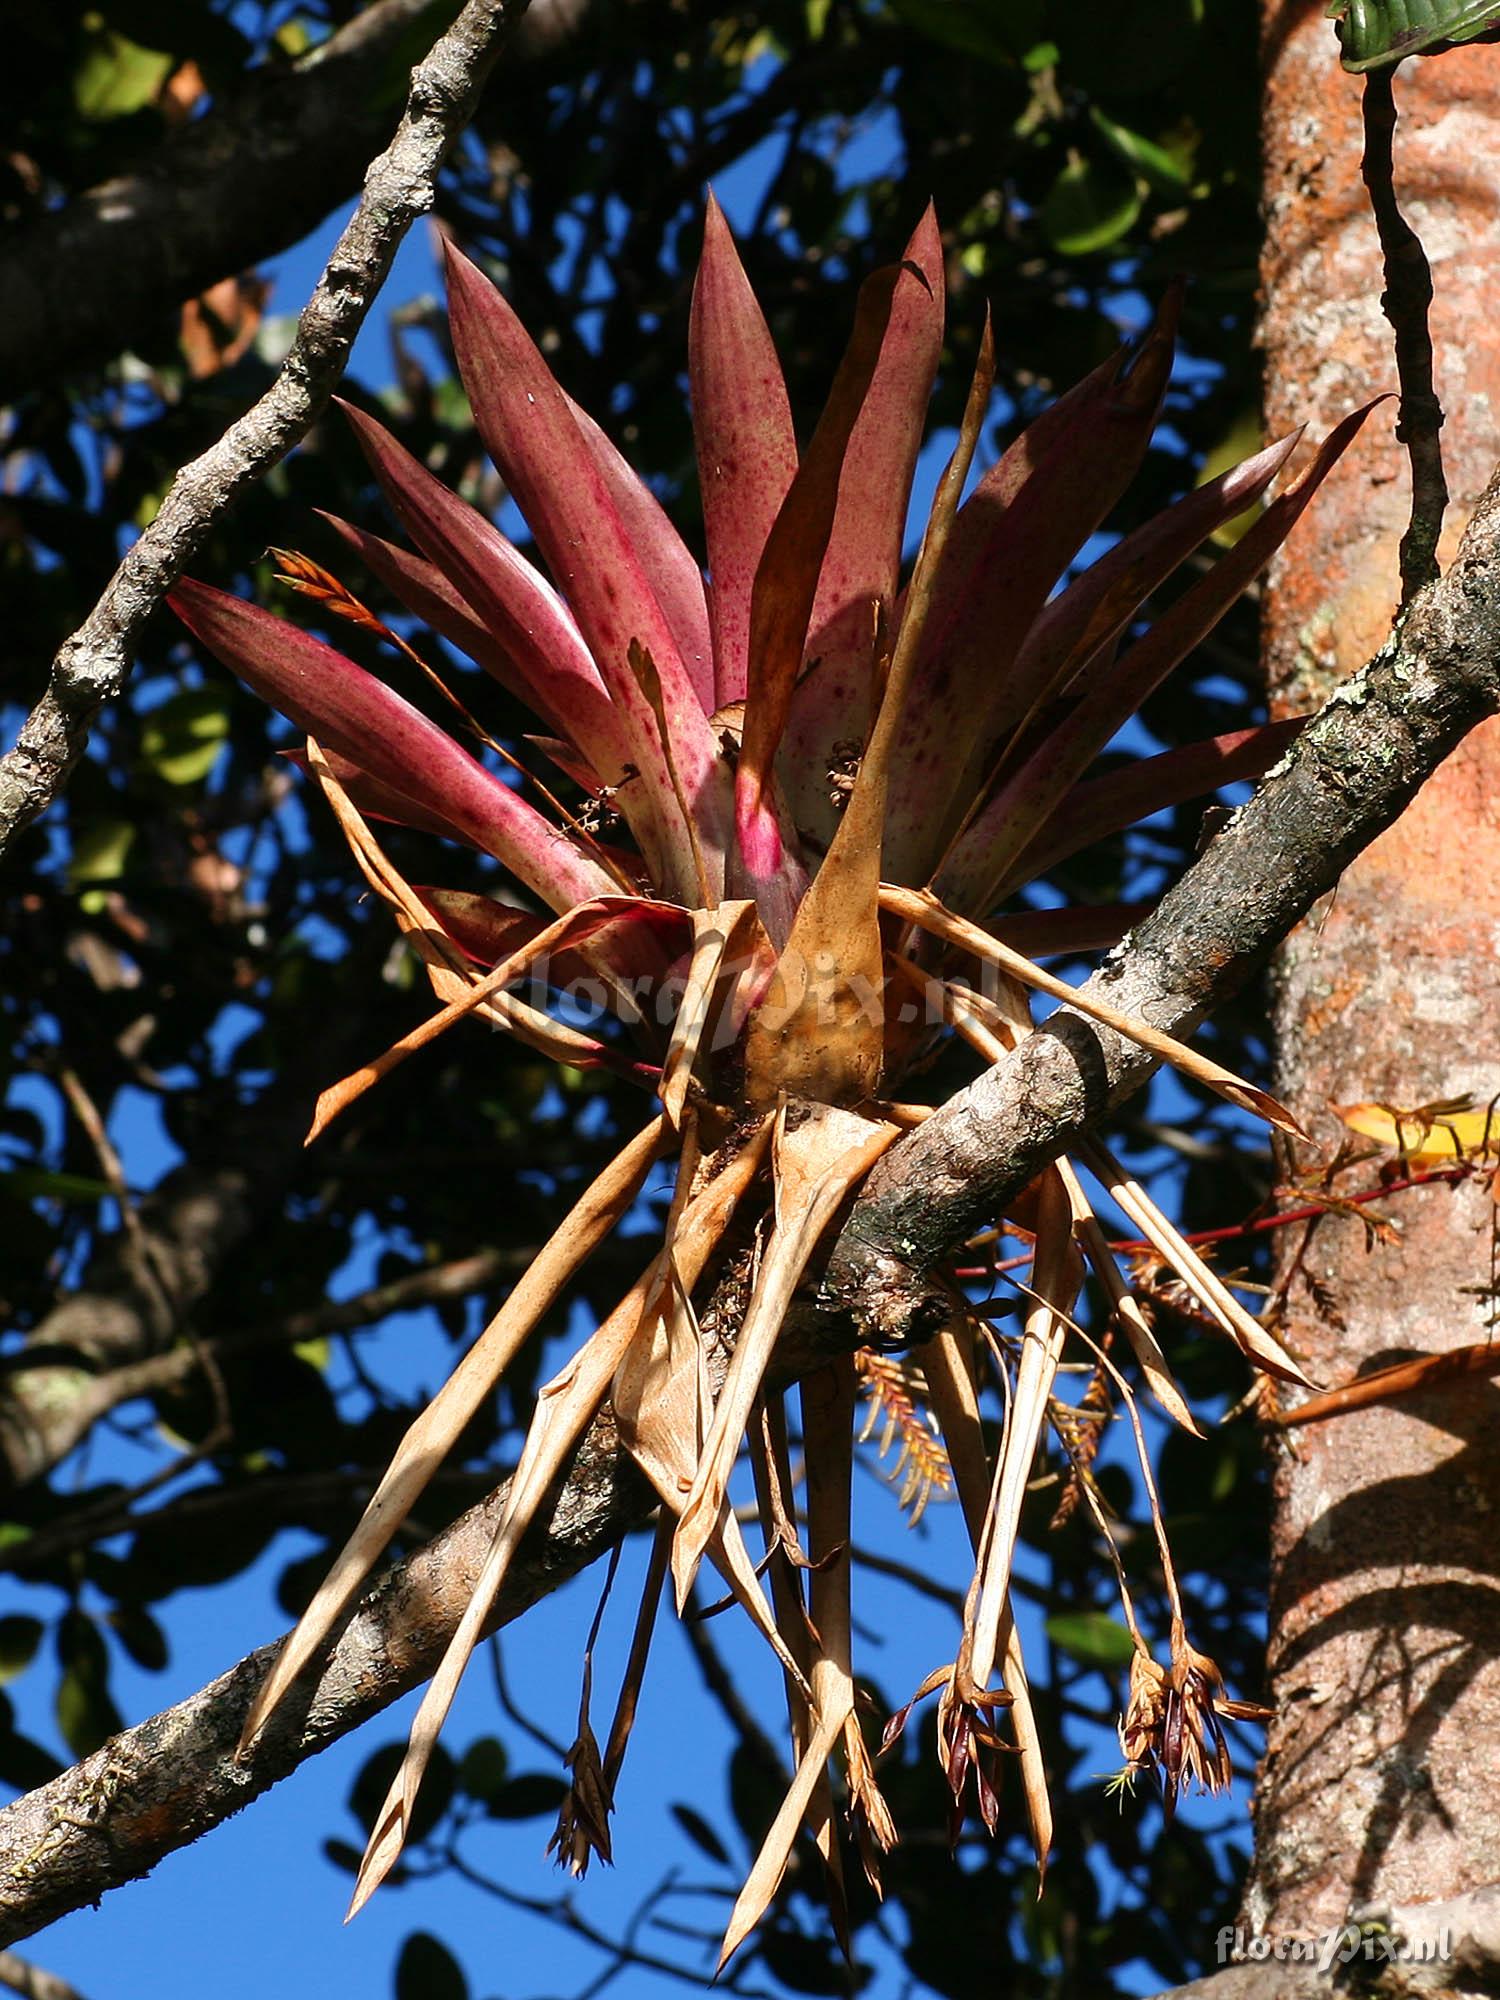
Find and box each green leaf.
[0,1167,113,1205]
[760,1926,871,1994]
[1195,407,1271,546]
[886,0,1040,66]
[728,1739,784,1848]
[484,1771,569,1820]
[1054,0,1203,96]
[69,818,136,887]
[1041,158,1142,258]
[0,1693,64,1792]
[395,1933,468,2000]
[140,688,231,787]
[1327,0,1500,69]
[1089,107,1195,195]
[55,1610,124,1759]
[104,1605,169,1673]
[73,20,174,119]
[457,1734,509,1807]
[350,1741,456,1845]
[0,1616,44,1684]
[670,1801,732,1865]
[1045,1610,1138,1670]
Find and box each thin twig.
[0,1949,92,2000]
[0,0,531,860]
[488,1633,570,1763]
[1361,67,1448,604]
[445,1849,778,1999]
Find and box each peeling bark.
[1251,6,1500,1939]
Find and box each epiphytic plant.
[170,199,1369,1963]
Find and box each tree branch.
[806,459,1500,1355]
[0,0,591,401]
[0,1099,307,1489]
[1151,1881,1500,1997]
[0,1948,92,2000]
[3,457,1500,1948]
[0,1408,654,1946]
[0,0,530,863]
[1360,68,1448,605]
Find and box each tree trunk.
[1251,4,1500,1938]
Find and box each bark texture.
[0,0,530,864]
[4,483,1500,1933]
[1251,5,1500,1940]
[0,0,591,402]
[0,1409,651,1945]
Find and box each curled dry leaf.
[169,204,1367,1958]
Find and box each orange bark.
[1252,3,1500,1934]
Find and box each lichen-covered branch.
[811,458,1500,1350]
[0,1411,653,1946]
[3,460,1500,1950]
[0,0,530,863]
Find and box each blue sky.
[0,68,1265,2000]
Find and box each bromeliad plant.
[170,200,1368,1962]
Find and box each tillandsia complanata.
[169,199,1370,1962]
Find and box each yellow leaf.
[1336,1097,1500,1165]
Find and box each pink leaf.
[883,291,1182,885]
[565,395,714,711]
[937,400,1381,914]
[169,577,614,915]
[689,193,799,710]
[281,747,475,848]
[415,885,689,997]
[782,206,947,847]
[732,263,900,929]
[444,242,726,906]
[317,508,579,736]
[332,406,641,810]
[1003,720,1304,886]
[1011,429,1305,712]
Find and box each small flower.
[1119,1640,1272,1821]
